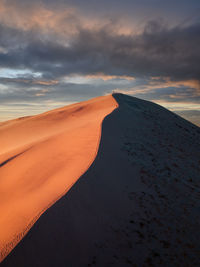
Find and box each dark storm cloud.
[0,20,200,84]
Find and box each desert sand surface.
[0,94,118,262]
[1,93,200,266]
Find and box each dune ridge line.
[0,94,118,262]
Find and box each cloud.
[0,0,200,122]
[0,14,200,84]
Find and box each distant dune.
[1,94,200,266]
[0,95,118,262]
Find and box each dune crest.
[0,94,118,262]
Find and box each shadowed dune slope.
[0,95,118,262]
[1,93,200,266]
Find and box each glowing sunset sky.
[0,0,200,125]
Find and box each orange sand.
[0,95,118,262]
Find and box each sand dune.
[1,94,200,266]
[0,95,118,262]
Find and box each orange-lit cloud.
[150,77,200,91]
[32,80,59,86]
[114,78,200,96]
[0,0,79,36]
[0,0,136,40]
[35,89,49,96]
[85,73,135,81]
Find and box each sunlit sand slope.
[0,95,118,262]
[2,93,200,267]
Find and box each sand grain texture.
[0,95,118,262]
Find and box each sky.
[0,0,200,126]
